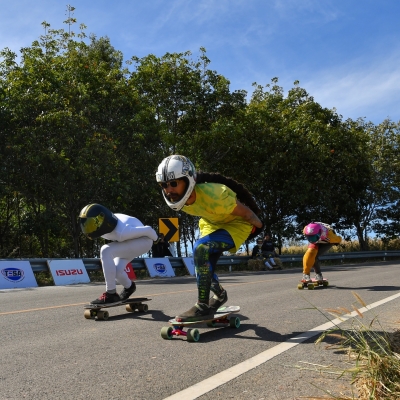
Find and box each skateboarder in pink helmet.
[302,222,342,283]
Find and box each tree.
[1,19,159,257]
[129,48,246,255]
[372,119,400,240]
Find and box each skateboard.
[297,278,329,290]
[160,305,241,342]
[83,297,151,320]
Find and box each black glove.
[247,222,264,241]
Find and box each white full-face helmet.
[156,155,196,211]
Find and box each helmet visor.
[80,214,105,235]
[306,234,320,244]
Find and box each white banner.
[0,260,38,289]
[47,259,90,285]
[182,257,195,276]
[144,258,175,278]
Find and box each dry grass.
[281,238,400,255]
[311,293,400,399]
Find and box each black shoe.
[91,292,121,305]
[209,290,228,311]
[175,302,212,322]
[119,281,136,301]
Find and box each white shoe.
[265,262,273,270]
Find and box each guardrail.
[6,250,400,273]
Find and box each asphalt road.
[1,261,399,400]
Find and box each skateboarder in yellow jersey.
[302,222,342,282]
[156,155,263,322]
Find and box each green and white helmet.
[156,155,196,211]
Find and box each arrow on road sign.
[159,218,179,242]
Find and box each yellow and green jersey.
[183,183,252,252]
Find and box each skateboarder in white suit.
[79,203,157,305]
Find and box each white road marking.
[163,291,400,400]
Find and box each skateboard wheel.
[96,310,109,320]
[187,329,200,342]
[84,310,93,319]
[137,304,148,312]
[126,304,136,312]
[307,283,315,290]
[160,326,174,340]
[207,321,216,327]
[229,316,240,328]
[323,281,329,287]
[297,284,304,290]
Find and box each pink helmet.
[303,223,322,244]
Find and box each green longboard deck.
[169,305,240,326]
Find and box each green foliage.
[0,11,399,258]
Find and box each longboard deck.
[84,297,151,310]
[83,297,151,320]
[297,279,329,290]
[169,305,240,326]
[161,306,241,342]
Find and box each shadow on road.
[334,285,400,291]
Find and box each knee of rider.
[100,244,112,258]
[193,243,210,263]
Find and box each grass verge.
[301,293,400,399]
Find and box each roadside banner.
[125,262,137,280]
[144,258,175,278]
[182,257,195,276]
[0,260,38,289]
[47,259,90,285]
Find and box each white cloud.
[303,51,400,122]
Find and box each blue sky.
[1,0,400,125]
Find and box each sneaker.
[302,274,311,281]
[91,292,121,305]
[119,281,136,301]
[175,302,212,322]
[209,290,228,310]
[315,273,324,282]
[265,262,273,270]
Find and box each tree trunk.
[355,223,369,251]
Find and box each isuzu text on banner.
[0,260,38,289]
[47,259,90,285]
